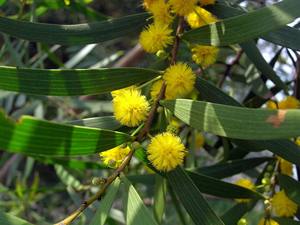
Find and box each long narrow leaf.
[161,99,300,140]
[0,13,148,45]
[122,177,159,225]
[89,178,120,225]
[166,167,224,225]
[0,111,131,156]
[183,0,300,46]
[0,66,158,96]
[195,157,271,178]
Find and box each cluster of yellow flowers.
[140,0,219,68]
[99,0,222,172]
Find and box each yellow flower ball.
[191,45,219,68]
[199,0,216,6]
[147,132,186,171]
[234,178,255,203]
[163,62,196,99]
[278,96,300,109]
[186,7,218,29]
[258,218,279,225]
[148,0,173,25]
[100,145,131,168]
[139,23,173,53]
[278,157,293,176]
[169,0,197,16]
[272,190,298,217]
[296,137,300,146]
[113,87,150,127]
[266,100,278,109]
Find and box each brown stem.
[218,50,243,88]
[113,44,145,68]
[137,17,184,141]
[54,150,134,225]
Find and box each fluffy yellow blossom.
[143,0,155,9]
[278,96,300,109]
[266,100,278,109]
[169,0,197,16]
[113,87,150,127]
[258,218,279,225]
[296,137,300,146]
[148,0,173,25]
[163,62,196,99]
[147,132,186,171]
[234,178,255,203]
[199,0,216,6]
[191,45,219,68]
[272,190,298,217]
[186,7,218,29]
[278,157,293,176]
[100,145,131,168]
[139,23,173,53]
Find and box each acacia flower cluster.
[140,0,219,68]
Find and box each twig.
[0,154,20,182]
[218,50,243,88]
[137,17,184,141]
[54,151,134,225]
[112,44,145,68]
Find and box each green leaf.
[195,157,271,178]
[0,13,148,45]
[55,165,86,190]
[221,202,255,225]
[166,167,224,225]
[35,157,107,170]
[161,99,300,140]
[182,0,300,46]
[277,174,300,205]
[195,78,300,166]
[89,178,120,225]
[0,111,131,156]
[240,41,288,92]
[233,139,300,166]
[274,217,300,225]
[69,116,120,130]
[122,177,159,225]
[196,77,241,106]
[0,66,158,96]
[187,171,261,199]
[0,211,33,225]
[153,175,167,224]
[206,3,300,50]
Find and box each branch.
[218,50,243,88]
[54,150,134,225]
